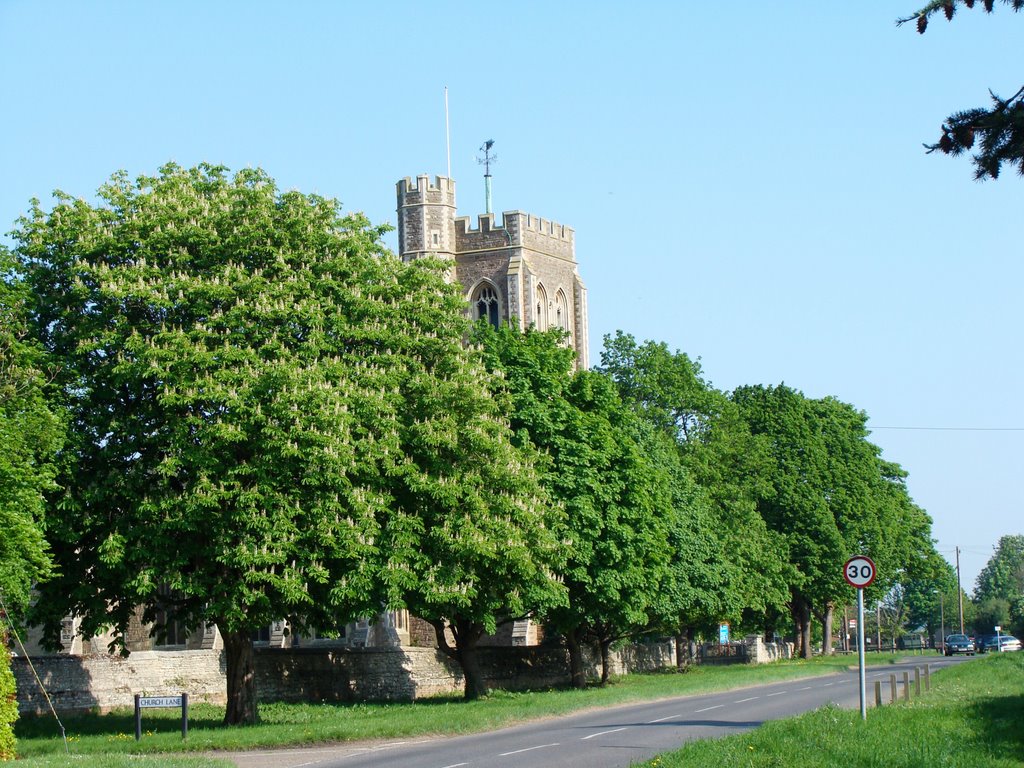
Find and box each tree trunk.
[221,627,258,725]
[791,596,812,659]
[674,632,686,670]
[454,619,488,700]
[599,638,612,685]
[566,627,588,688]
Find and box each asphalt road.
[217,656,970,768]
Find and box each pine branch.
[897,0,1020,32]
[925,86,1024,178]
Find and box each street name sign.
[139,695,182,708]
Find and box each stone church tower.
[396,175,589,369]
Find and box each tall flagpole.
[444,86,451,179]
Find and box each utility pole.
[939,592,945,653]
[956,546,964,634]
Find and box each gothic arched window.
[535,284,549,331]
[555,290,568,331]
[474,284,501,329]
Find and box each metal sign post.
[844,555,877,721]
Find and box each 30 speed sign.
[843,556,876,589]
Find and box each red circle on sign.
[843,556,876,588]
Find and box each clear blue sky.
[2,1,1020,593]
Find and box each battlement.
[397,175,456,205]
[454,210,574,261]
[513,212,574,243]
[455,212,573,241]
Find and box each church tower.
[396,174,457,262]
[396,174,589,369]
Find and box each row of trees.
[972,535,1024,637]
[865,534,1024,647]
[2,164,942,729]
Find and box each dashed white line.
[823,683,833,687]
[766,691,786,697]
[581,727,627,741]
[499,742,560,755]
[734,696,759,703]
[798,686,813,690]
[694,704,724,713]
[647,714,681,723]
[440,764,468,768]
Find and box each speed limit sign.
[844,556,876,588]
[845,555,876,722]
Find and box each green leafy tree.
[597,334,790,644]
[898,556,958,645]
[975,534,1024,601]
[898,0,1024,179]
[647,440,729,667]
[380,322,566,700]
[732,385,935,657]
[13,163,525,722]
[972,596,1011,636]
[0,636,14,761]
[0,247,62,760]
[0,247,60,614]
[975,534,1024,636]
[474,326,675,686]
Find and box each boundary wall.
[13,641,676,714]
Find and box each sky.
[1,1,1020,593]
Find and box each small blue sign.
[719,622,729,644]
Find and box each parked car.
[944,634,975,656]
[976,634,998,653]
[977,634,1021,652]
[994,635,1021,652]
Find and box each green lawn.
[12,651,933,764]
[635,652,1023,768]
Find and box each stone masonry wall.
[14,640,677,713]
[13,650,227,714]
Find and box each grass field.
[635,652,1024,768]
[12,651,936,766]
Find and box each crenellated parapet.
[454,211,575,262]
[397,175,457,261]
[396,175,456,207]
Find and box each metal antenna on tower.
[478,139,497,214]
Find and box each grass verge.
[635,652,1024,768]
[13,651,931,763]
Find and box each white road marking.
[766,691,786,697]
[440,763,469,768]
[823,683,833,687]
[734,696,759,703]
[798,686,813,690]
[694,704,724,713]
[499,743,560,755]
[581,727,628,741]
[646,714,681,723]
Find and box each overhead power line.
[870,426,1024,432]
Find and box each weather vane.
[478,139,497,214]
